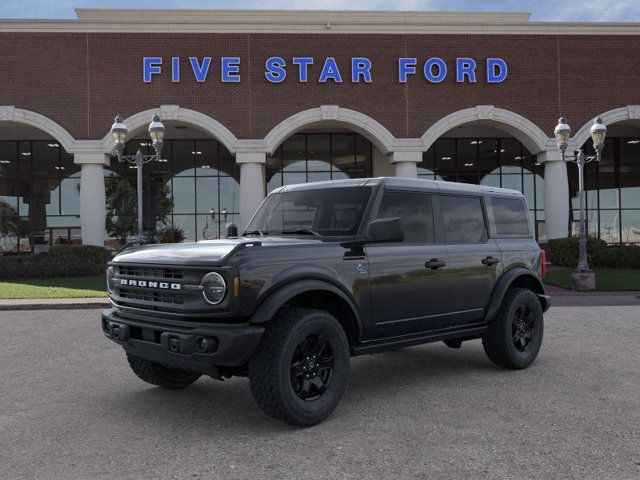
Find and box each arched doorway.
[0,123,80,253]
[266,130,375,193]
[571,121,640,244]
[263,106,396,193]
[107,121,239,244]
[418,123,546,241]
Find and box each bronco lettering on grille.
[119,279,181,290]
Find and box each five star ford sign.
[142,56,508,84]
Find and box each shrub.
[596,244,640,268]
[0,245,112,280]
[547,237,607,268]
[157,226,185,244]
[548,237,640,269]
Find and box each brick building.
[0,9,639,250]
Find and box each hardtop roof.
[274,177,523,197]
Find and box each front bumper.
[101,308,264,374]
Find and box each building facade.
[0,9,639,251]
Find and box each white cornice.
[0,9,639,35]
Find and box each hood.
[112,236,323,266]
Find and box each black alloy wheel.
[512,304,535,352]
[290,334,335,401]
[249,308,350,426]
[482,288,544,369]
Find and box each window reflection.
[0,140,80,252]
[569,136,640,244]
[420,137,544,241]
[108,138,239,243]
[266,133,373,193]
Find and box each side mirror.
[366,217,404,243]
[225,222,239,238]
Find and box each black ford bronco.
[102,177,550,426]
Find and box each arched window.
[266,133,373,193]
[419,137,545,240]
[0,140,80,252]
[109,138,239,243]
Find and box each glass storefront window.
[109,138,239,243]
[266,133,373,193]
[0,140,80,252]
[419,136,545,241]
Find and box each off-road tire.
[126,353,202,389]
[249,308,350,426]
[482,288,544,369]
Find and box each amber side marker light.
[540,249,546,279]
[233,276,241,297]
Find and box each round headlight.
[201,272,226,305]
[106,266,115,294]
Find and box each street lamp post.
[111,114,165,242]
[553,116,607,289]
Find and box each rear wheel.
[249,308,350,426]
[482,288,544,369]
[126,353,202,389]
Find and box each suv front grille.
[116,266,184,280]
[118,287,184,305]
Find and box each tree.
[0,200,19,251]
[105,176,172,245]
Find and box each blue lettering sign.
[292,57,314,82]
[424,57,447,83]
[398,58,417,83]
[265,56,287,83]
[456,58,477,83]
[221,57,241,82]
[189,57,212,83]
[319,57,342,83]
[171,57,180,83]
[143,57,162,83]
[487,58,508,83]
[351,58,372,83]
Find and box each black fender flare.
[248,279,363,339]
[484,267,549,322]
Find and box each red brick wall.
[0,32,638,142]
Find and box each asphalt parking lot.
[1,306,639,480]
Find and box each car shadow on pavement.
[102,342,500,432]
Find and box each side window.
[375,191,434,243]
[440,195,488,244]
[491,197,531,236]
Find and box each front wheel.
[482,288,544,369]
[249,308,350,426]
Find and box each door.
[365,190,450,339]
[438,194,502,326]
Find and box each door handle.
[482,256,500,266]
[425,258,446,270]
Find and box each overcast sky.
[0,0,639,22]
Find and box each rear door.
[365,190,450,339]
[438,194,502,326]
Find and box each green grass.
[544,268,640,291]
[0,275,107,299]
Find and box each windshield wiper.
[281,228,321,236]
[243,230,267,237]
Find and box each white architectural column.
[390,150,422,178]
[538,151,570,240]
[75,153,109,247]
[237,151,266,230]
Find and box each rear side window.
[440,195,487,244]
[375,191,434,243]
[492,197,531,236]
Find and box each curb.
[0,299,110,311]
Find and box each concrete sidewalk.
[0,297,109,311]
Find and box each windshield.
[245,187,373,237]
